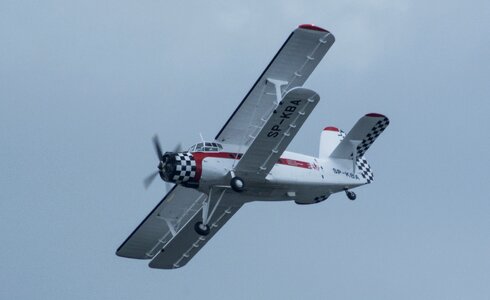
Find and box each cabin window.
[190,142,223,152]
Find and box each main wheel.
[346,191,356,201]
[230,176,245,193]
[194,222,210,236]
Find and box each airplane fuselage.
[197,149,367,204]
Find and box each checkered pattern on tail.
[338,129,346,140]
[356,117,389,157]
[356,157,374,183]
[172,153,197,183]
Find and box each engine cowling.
[160,152,197,184]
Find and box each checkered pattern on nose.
[172,153,197,183]
[356,117,389,157]
[356,157,374,183]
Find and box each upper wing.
[116,185,206,259]
[215,24,334,146]
[234,87,319,180]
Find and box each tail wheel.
[194,222,210,236]
[346,190,356,201]
[230,177,245,193]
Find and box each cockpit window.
[189,142,222,152]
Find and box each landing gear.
[230,176,245,193]
[194,188,227,236]
[345,190,356,201]
[194,221,210,236]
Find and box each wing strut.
[195,186,230,236]
[202,187,227,226]
[163,218,178,237]
[267,78,288,104]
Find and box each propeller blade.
[152,135,164,160]
[143,171,159,189]
[173,143,182,153]
[144,135,183,191]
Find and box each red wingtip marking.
[298,24,329,32]
[366,113,386,118]
[324,126,339,132]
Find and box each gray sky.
[1,0,489,299]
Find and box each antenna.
[199,132,205,143]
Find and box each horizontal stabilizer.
[330,113,389,159]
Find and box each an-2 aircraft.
[116,24,390,269]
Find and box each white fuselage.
[198,149,366,205]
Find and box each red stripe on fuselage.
[277,158,312,169]
[190,151,312,182]
[192,152,243,160]
[190,152,243,182]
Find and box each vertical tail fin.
[319,126,345,158]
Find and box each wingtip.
[298,24,329,33]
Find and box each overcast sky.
[1,0,489,299]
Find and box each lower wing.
[117,186,251,268]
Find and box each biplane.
[116,24,390,269]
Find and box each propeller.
[172,142,183,154]
[143,135,182,189]
[153,135,164,161]
[143,171,159,189]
